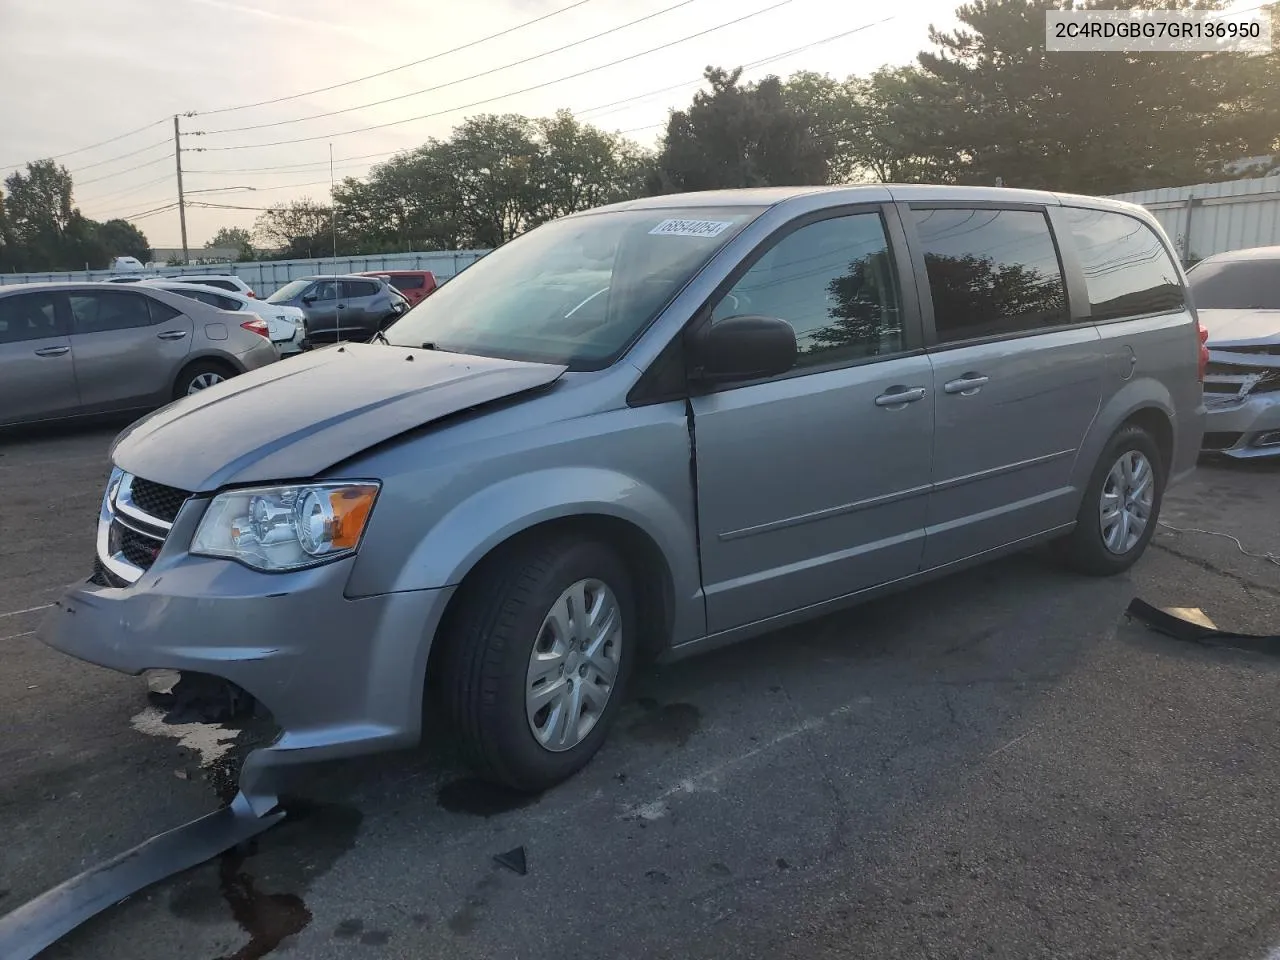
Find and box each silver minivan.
[39,186,1205,802]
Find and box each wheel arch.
[1072,377,1176,494]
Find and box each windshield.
[384,207,764,369]
[267,279,311,303]
[1187,258,1280,310]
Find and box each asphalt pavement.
[2,425,1279,960]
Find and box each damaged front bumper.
[1201,348,1280,458]
[37,520,453,812]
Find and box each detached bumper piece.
[1126,598,1280,655]
[0,794,285,960]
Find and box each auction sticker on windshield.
[649,218,734,238]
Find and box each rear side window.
[343,280,381,298]
[1062,207,1184,319]
[68,292,153,333]
[389,274,425,290]
[147,298,184,322]
[914,207,1068,343]
[193,279,238,292]
[0,292,63,343]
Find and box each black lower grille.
[129,477,190,524]
[116,522,163,569]
[90,557,130,588]
[1202,431,1243,451]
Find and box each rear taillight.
[241,318,269,338]
[1196,319,1209,382]
[248,291,257,298]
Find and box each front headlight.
[191,481,380,572]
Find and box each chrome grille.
[95,470,179,585]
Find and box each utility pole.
[173,115,189,265]
[329,142,338,265]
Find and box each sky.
[0,0,973,249]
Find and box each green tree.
[253,198,335,259]
[653,67,837,193]
[916,0,1280,192]
[3,159,77,270]
[97,218,151,264]
[531,110,648,222]
[205,226,255,261]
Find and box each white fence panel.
[0,249,492,295]
[1107,175,1280,262]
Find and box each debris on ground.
[493,847,528,876]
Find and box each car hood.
[1197,308,1280,347]
[111,344,566,492]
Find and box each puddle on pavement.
[626,701,701,747]
[436,778,542,817]
[168,799,363,959]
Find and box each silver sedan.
[0,282,278,427]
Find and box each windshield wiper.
[371,329,390,345]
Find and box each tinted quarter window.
[1187,258,1280,310]
[68,292,153,333]
[0,292,62,343]
[147,298,184,322]
[713,212,903,367]
[389,275,424,290]
[1062,207,1184,319]
[914,207,1067,343]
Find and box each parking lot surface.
[3,425,1280,960]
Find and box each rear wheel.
[437,536,635,791]
[1057,424,1164,576]
[174,360,234,400]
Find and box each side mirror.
[301,295,316,305]
[690,315,797,384]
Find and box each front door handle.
[156,329,188,341]
[943,373,989,395]
[874,385,927,408]
[34,345,70,357]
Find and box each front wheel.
[174,360,233,401]
[437,536,635,791]
[1057,424,1165,576]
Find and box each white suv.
[160,274,257,299]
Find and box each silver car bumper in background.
[1202,348,1280,458]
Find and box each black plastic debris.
[493,846,528,876]
[1126,598,1280,655]
[0,793,284,960]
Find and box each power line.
[191,0,603,117]
[183,149,404,175]
[75,153,173,187]
[576,18,895,121]
[198,0,706,136]
[190,0,796,152]
[78,173,174,207]
[115,201,180,222]
[65,139,171,175]
[0,117,168,171]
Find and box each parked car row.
[0,282,278,427]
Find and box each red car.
[359,270,439,307]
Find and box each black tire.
[1057,424,1165,576]
[438,536,636,792]
[173,359,235,401]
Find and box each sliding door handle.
[874,386,927,407]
